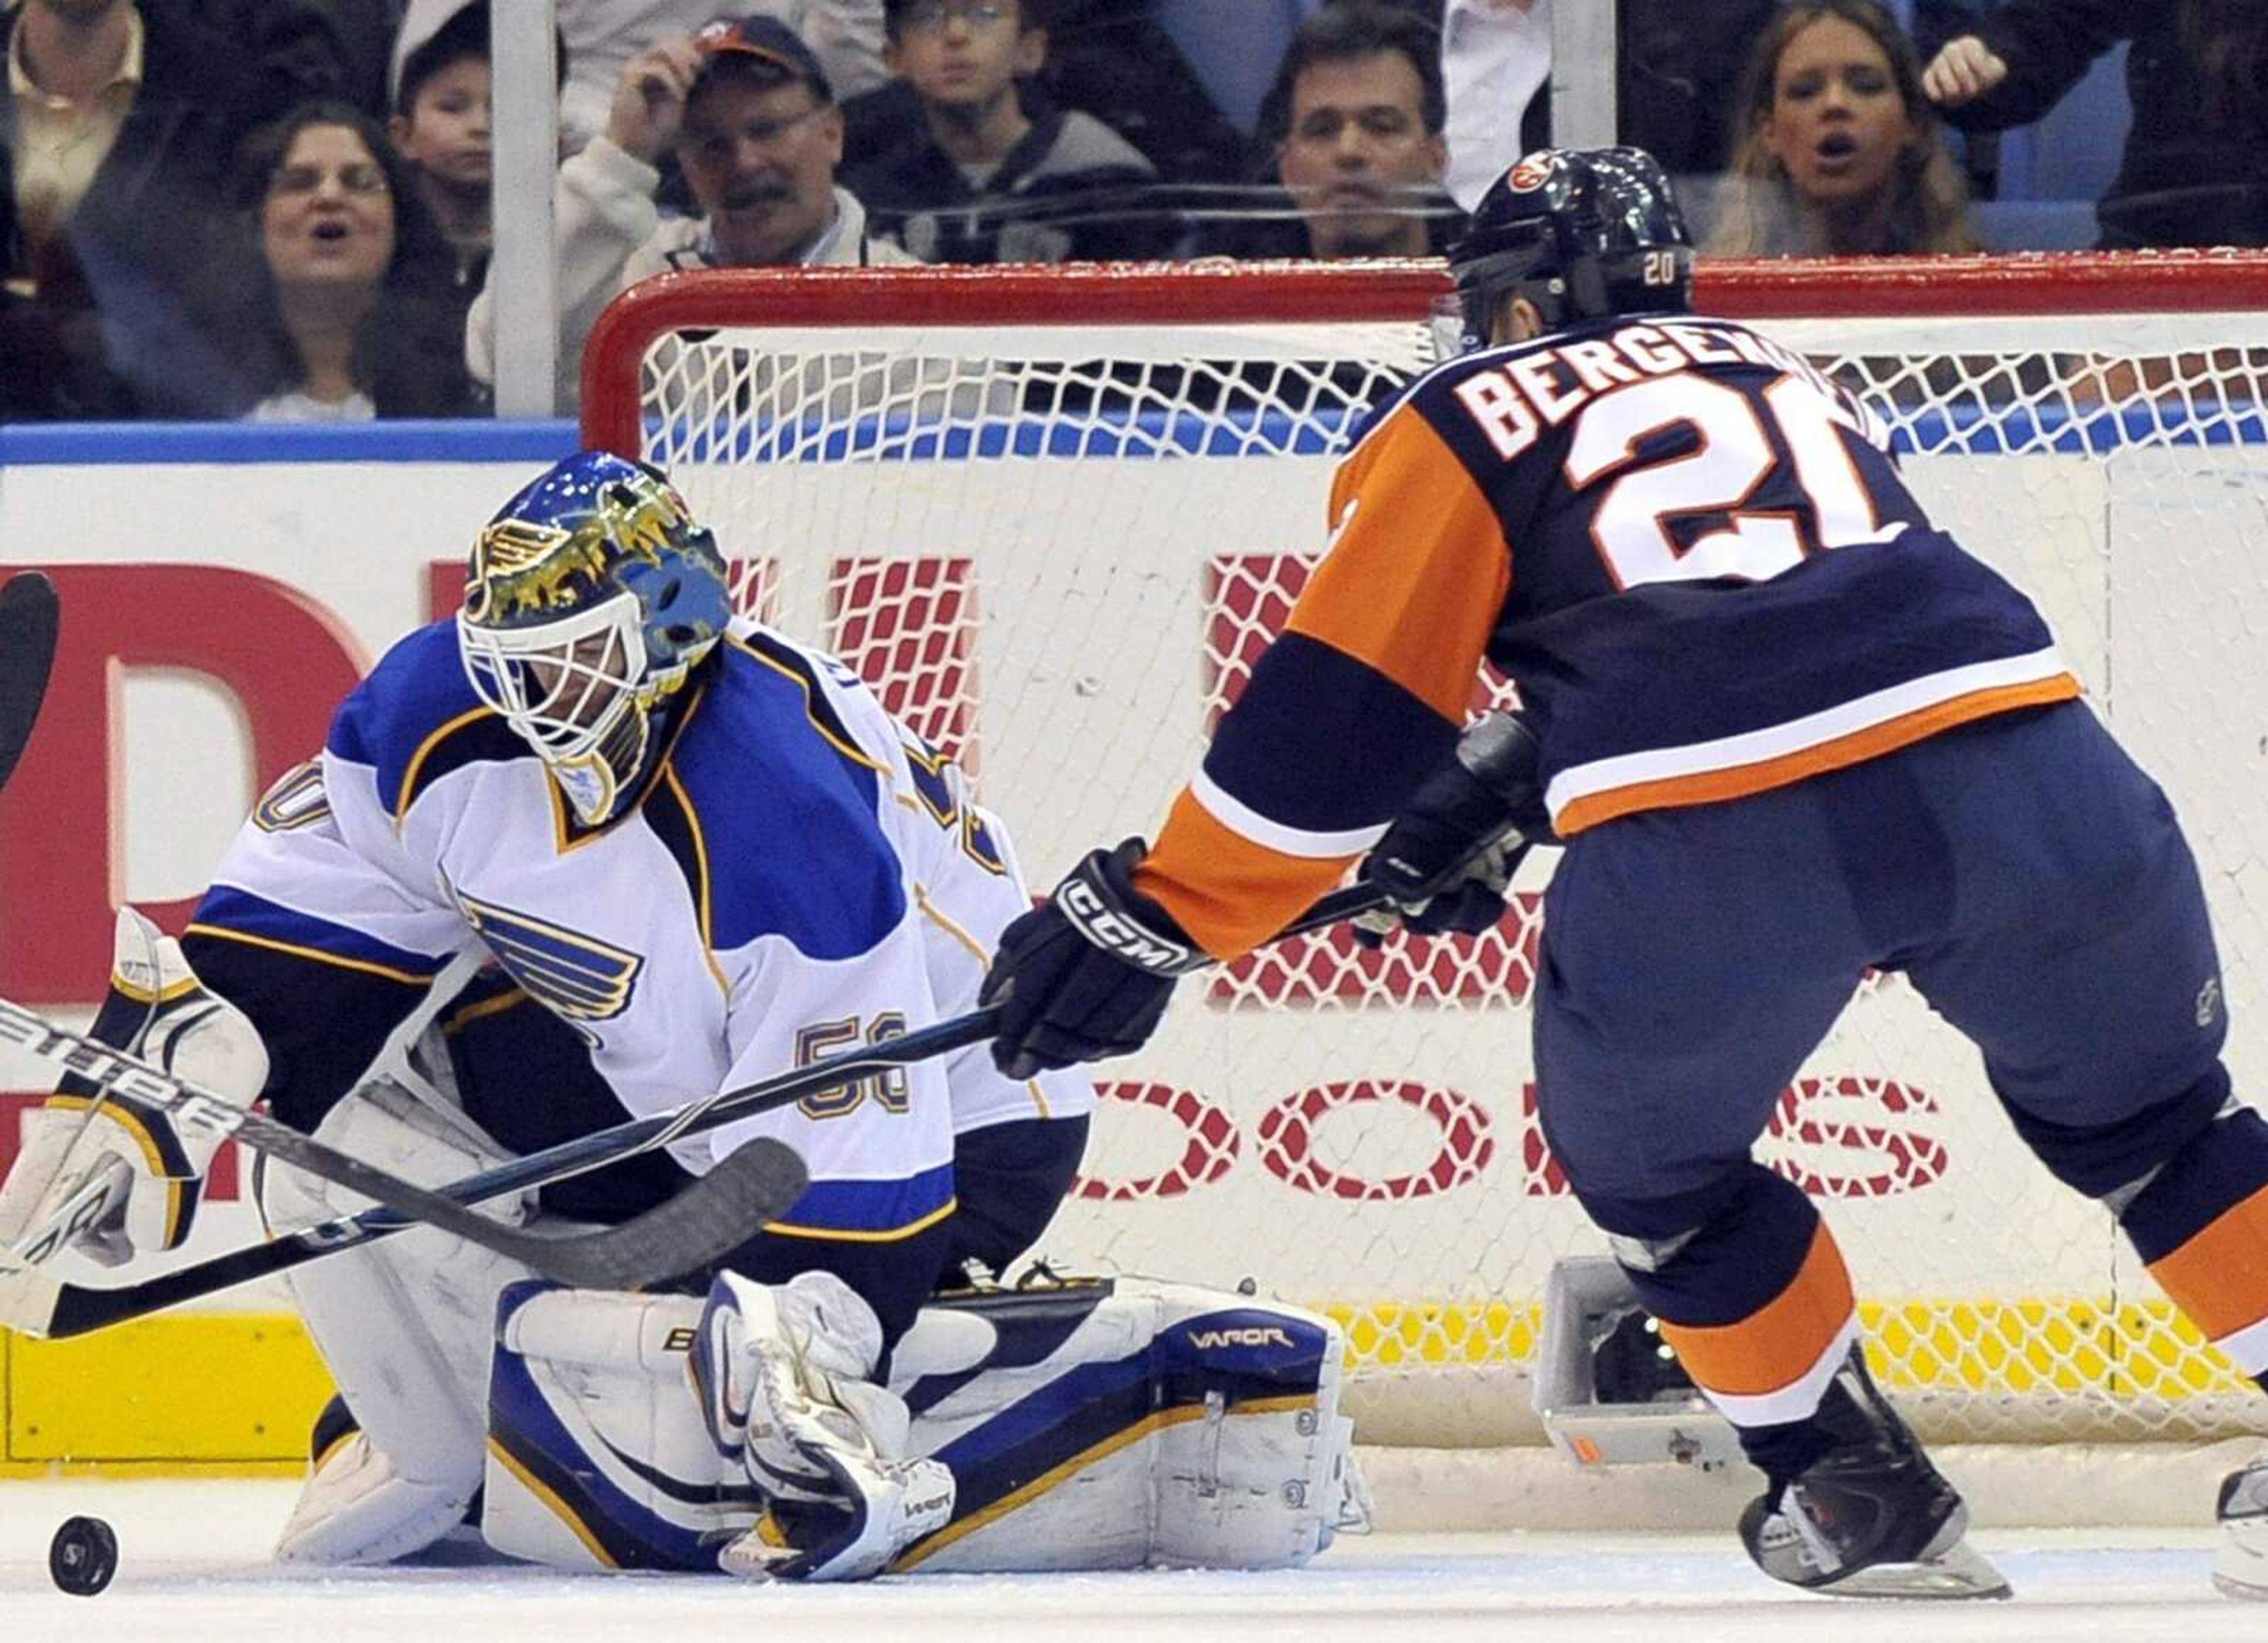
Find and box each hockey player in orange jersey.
[979,147,2268,1600]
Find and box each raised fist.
[1921,35,2009,109]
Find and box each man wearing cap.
[467,12,918,412]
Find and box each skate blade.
[1813,1536,2012,1601]
[2212,1528,2268,1600]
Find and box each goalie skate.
[2214,1450,2268,1599]
[1737,1345,2010,1600]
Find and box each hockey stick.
[0,997,807,1293]
[2,878,1403,1339]
[0,571,59,793]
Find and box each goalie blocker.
[483,1273,1370,1575]
[0,908,264,1268]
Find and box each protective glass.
[1429,292,1480,362]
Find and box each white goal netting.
[588,257,2268,1450]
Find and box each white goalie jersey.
[191,614,1093,1244]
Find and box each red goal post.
[582,255,2268,1487]
[586,252,2268,448]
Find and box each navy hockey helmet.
[458,451,732,824]
[1436,146,1695,356]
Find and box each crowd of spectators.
[1,0,2263,424]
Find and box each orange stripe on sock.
[2148,1182,2268,1342]
[1656,1221,1856,1398]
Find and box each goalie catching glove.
[1353,712,1553,948]
[696,1270,955,1580]
[980,837,1202,1080]
[0,907,266,1266]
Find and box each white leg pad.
[262,1071,549,1566]
[279,1432,480,1569]
[485,1283,745,1570]
[482,1275,1364,1575]
[888,1277,1368,1573]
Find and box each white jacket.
[466,135,920,412]
[1442,0,1553,212]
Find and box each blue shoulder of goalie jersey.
[637,624,912,964]
[326,617,529,823]
[317,613,913,961]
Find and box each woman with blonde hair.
[1709,0,1976,257]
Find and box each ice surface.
[0,1479,2238,1642]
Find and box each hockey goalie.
[0,454,1366,1581]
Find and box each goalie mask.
[458,452,732,825]
[1434,146,1694,358]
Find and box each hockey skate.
[1737,1345,2009,1600]
[2214,1450,2268,1598]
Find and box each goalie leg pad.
[262,1070,549,1566]
[482,1276,1363,1577]
[485,1281,761,1570]
[887,1277,1366,1573]
[487,1277,955,1579]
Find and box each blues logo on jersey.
[457,890,644,1029]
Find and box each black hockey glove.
[981,838,1207,1081]
[1354,712,1553,948]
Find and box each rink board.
[0,1314,327,1475]
[0,417,2265,1463]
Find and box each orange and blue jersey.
[1135,311,2080,958]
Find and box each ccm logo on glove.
[1056,878,1207,977]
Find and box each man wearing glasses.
[467,14,918,412]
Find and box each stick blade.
[0,1257,64,1340]
[523,1137,810,1290]
[0,571,60,791]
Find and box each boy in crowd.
[850,0,1165,263]
[389,0,494,283]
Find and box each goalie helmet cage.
[586,255,2268,1527]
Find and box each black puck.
[48,1515,118,1597]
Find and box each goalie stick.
[0,571,59,793]
[0,876,1433,1339]
[0,997,807,1293]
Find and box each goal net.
[585,256,2268,1464]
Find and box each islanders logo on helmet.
[1506,155,1556,194]
[458,451,733,826]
